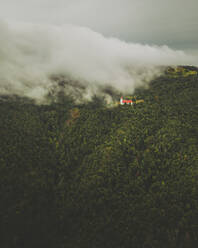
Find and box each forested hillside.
[0,67,198,248]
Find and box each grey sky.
[0,0,197,50]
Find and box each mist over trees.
[1,20,197,102]
[0,68,198,247]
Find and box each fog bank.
[0,20,197,102]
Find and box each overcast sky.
[0,0,198,51]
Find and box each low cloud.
[0,20,197,102]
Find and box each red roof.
[122,100,133,103]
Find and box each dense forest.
[0,66,198,248]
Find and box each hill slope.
[0,67,198,248]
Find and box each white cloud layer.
[0,20,197,101]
